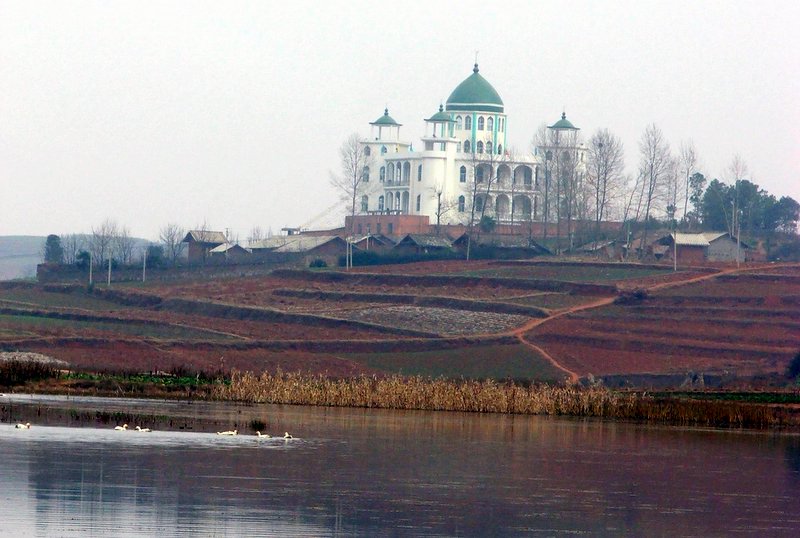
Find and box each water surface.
[1,394,799,536]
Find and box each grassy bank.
[4,359,799,430]
[214,371,800,430]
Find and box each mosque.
[351,63,584,236]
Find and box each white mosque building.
[355,63,584,232]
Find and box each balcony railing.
[383,178,410,187]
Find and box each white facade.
[357,65,585,226]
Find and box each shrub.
[614,288,649,305]
[787,351,800,380]
[309,258,328,268]
[0,360,58,386]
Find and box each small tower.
[370,108,402,142]
[424,104,455,139]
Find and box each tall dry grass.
[214,371,794,429]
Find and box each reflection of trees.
[785,438,800,478]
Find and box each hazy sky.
[2,0,798,241]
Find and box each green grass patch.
[0,314,234,341]
[342,344,564,382]
[506,293,595,310]
[0,288,129,311]
[453,265,671,282]
[654,391,800,404]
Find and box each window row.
[362,192,412,212]
[376,163,423,183]
[458,165,535,186]
[459,140,503,155]
[455,115,505,132]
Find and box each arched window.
[456,141,462,153]
[487,117,493,131]
[477,116,485,130]
[464,140,471,153]
[459,166,467,182]
[362,166,370,182]
[403,162,410,181]
[381,146,387,155]
[380,166,386,181]
[465,116,472,130]
[476,167,484,183]
[387,192,394,210]
[475,197,483,212]
[378,195,385,211]
[455,116,463,130]
[416,194,421,212]
[497,144,503,155]
[364,146,371,156]
[361,195,369,212]
[486,141,493,154]
[476,141,484,154]
[387,163,394,182]
[417,164,423,181]
[396,164,402,181]
[458,195,465,212]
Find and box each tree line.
[334,122,799,258]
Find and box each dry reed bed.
[214,371,795,429]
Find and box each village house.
[181,230,227,263]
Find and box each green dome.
[445,64,504,113]
[549,112,579,130]
[426,104,454,122]
[371,108,401,126]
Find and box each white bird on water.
[135,426,151,432]
[15,422,31,429]
[114,424,128,431]
[284,432,293,439]
[217,429,238,436]
[256,431,270,438]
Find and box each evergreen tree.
[43,234,64,264]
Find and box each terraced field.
[526,266,800,385]
[3,261,798,387]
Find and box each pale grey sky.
[1,0,798,240]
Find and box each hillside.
[1,259,797,388]
[0,236,44,281]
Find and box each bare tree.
[532,124,555,244]
[330,132,371,237]
[637,124,672,257]
[114,225,135,265]
[678,140,698,227]
[726,154,750,237]
[247,226,265,246]
[586,129,625,244]
[61,233,85,265]
[159,223,186,265]
[90,218,118,267]
[430,184,456,235]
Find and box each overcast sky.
[1,0,798,241]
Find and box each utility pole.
[89,252,93,285]
[142,247,147,283]
[107,258,112,286]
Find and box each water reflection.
[1,394,800,536]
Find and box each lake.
[1,394,799,536]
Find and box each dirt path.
[504,263,778,384]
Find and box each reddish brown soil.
[524,268,799,378]
[24,342,379,377]
[6,261,798,385]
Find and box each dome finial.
[562,111,566,120]
[473,63,479,73]
[438,103,444,112]
[384,107,389,116]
